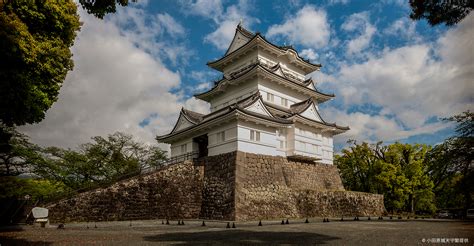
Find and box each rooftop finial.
[239,18,243,27]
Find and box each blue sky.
[21,0,473,151]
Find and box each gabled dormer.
[207,25,321,76]
[169,108,204,134]
[224,24,254,55]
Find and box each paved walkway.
[1,218,473,245]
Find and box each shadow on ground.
[0,237,52,246]
[143,230,340,245]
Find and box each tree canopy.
[0,130,167,200]
[336,111,473,213]
[409,0,473,26]
[79,0,133,19]
[0,0,80,127]
[335,141,435,213]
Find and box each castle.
[47,25,385,223]
[157,24,348,165]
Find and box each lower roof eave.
[291,115,349,134]
[157,108,293,143]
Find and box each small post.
[285,219,289,224]
[94,222,98,228]
[327,218,330,222]
[162,220,164,225]
[202,221,206,226]
[258,220,262,226]
[368,216,371,220]
[232,222,236,228]
[281,220,285,225]
[129,221,132,227]
[181,220,185,225]
[341,216,344,221]
[226,222,230,228]
[166,219,170,225]
[305,218,309,223]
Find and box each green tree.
[0,125,42,177]
[33,132,168,190]
[0,0,80,127]
[425,111,473,209]
[79,0,134,19]
[385,143,434,213]
[409,0,473,26]
[335,141,435,213]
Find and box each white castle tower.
[157,24,348,164]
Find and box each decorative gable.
[226,29,252,55]
[171,113,196,133]
[299,103,323,122]
[244,98,273,117]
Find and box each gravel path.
[1,218,473,245]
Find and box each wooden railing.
[141,151,199,174]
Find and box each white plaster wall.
[257,79,309,107]
[236,120,281,156]
[170,138,194,157]
[222,50,258,75]
[210,78,258,112]
[291,123,335,164]
[207,121,238,156]
[257,50,307,78]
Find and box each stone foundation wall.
[199,152,236,220]
[47,161,203,223]
[234,151,384,220]
[47,151,385,222]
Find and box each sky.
[20,0,473,152]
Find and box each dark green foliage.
[335,141,435,213]
[0,0,80,127]
[409,0,473,26]
[336,111,473,212]
[0,125,42,177]
[79,0,133,19]
[426,111,473,209]
[0,130,167,200]
[33,132,168,190]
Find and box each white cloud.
[110,7,190,65]
[204,19,241,50]
[300,48,319,62]
[267,5,331,48]
[328,0,350,5]
[180,0,224,23]
[383,17,420,42]
[202,0,259,50]
[180,0,258,50]
[321,15,474,145]
[19,8,206,149]
[341,11,376,56]
[325,109,447,143]
[157,13,186,38]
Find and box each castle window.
[266,93,274,102]
[312,144,318,152]
[217,131,225,143]
[250,130,260,142]
[279,140,286,149]
[281,98,288,107]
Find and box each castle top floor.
[207,24,322,80]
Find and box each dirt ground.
[1,217,473,245]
